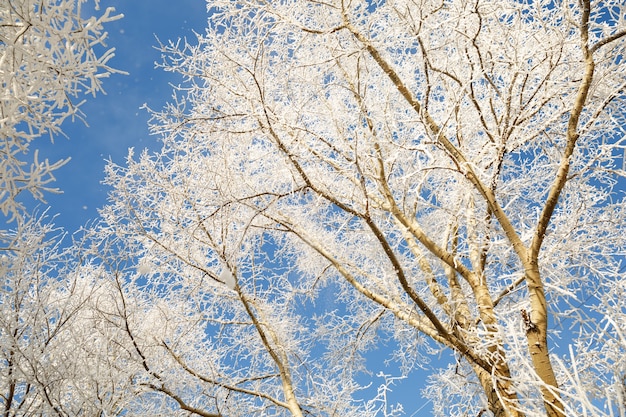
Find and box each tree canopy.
[94,0,626,415]
[2,0,626,416]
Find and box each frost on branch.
[0,214,135,415]
[0,0,122,219]
[92,0,626,416]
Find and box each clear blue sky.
[33,0,208,231]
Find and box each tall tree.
[0,0,121,219]
[96,0,626,415]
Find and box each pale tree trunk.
[524,266,565,417]
[520,0,596,415]
[343,21,555,416]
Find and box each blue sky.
[32,0,208,231]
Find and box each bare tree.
[0,0,121,219]
[96,0,626,416]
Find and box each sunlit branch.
[590,29,626,54]
[145,384,222,417]
[161,342,290,410]
[341,19,530,269]
[530,0,596,260]
[237,288,305,417]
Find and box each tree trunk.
[524,267,565,417]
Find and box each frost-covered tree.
[0,214,136,416]
[95,0,626,416]
[0,1,122,414]
[0,0,121,219]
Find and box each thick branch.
[525,2,596,417]
[529,1,596,260]
[590,29,626,54]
